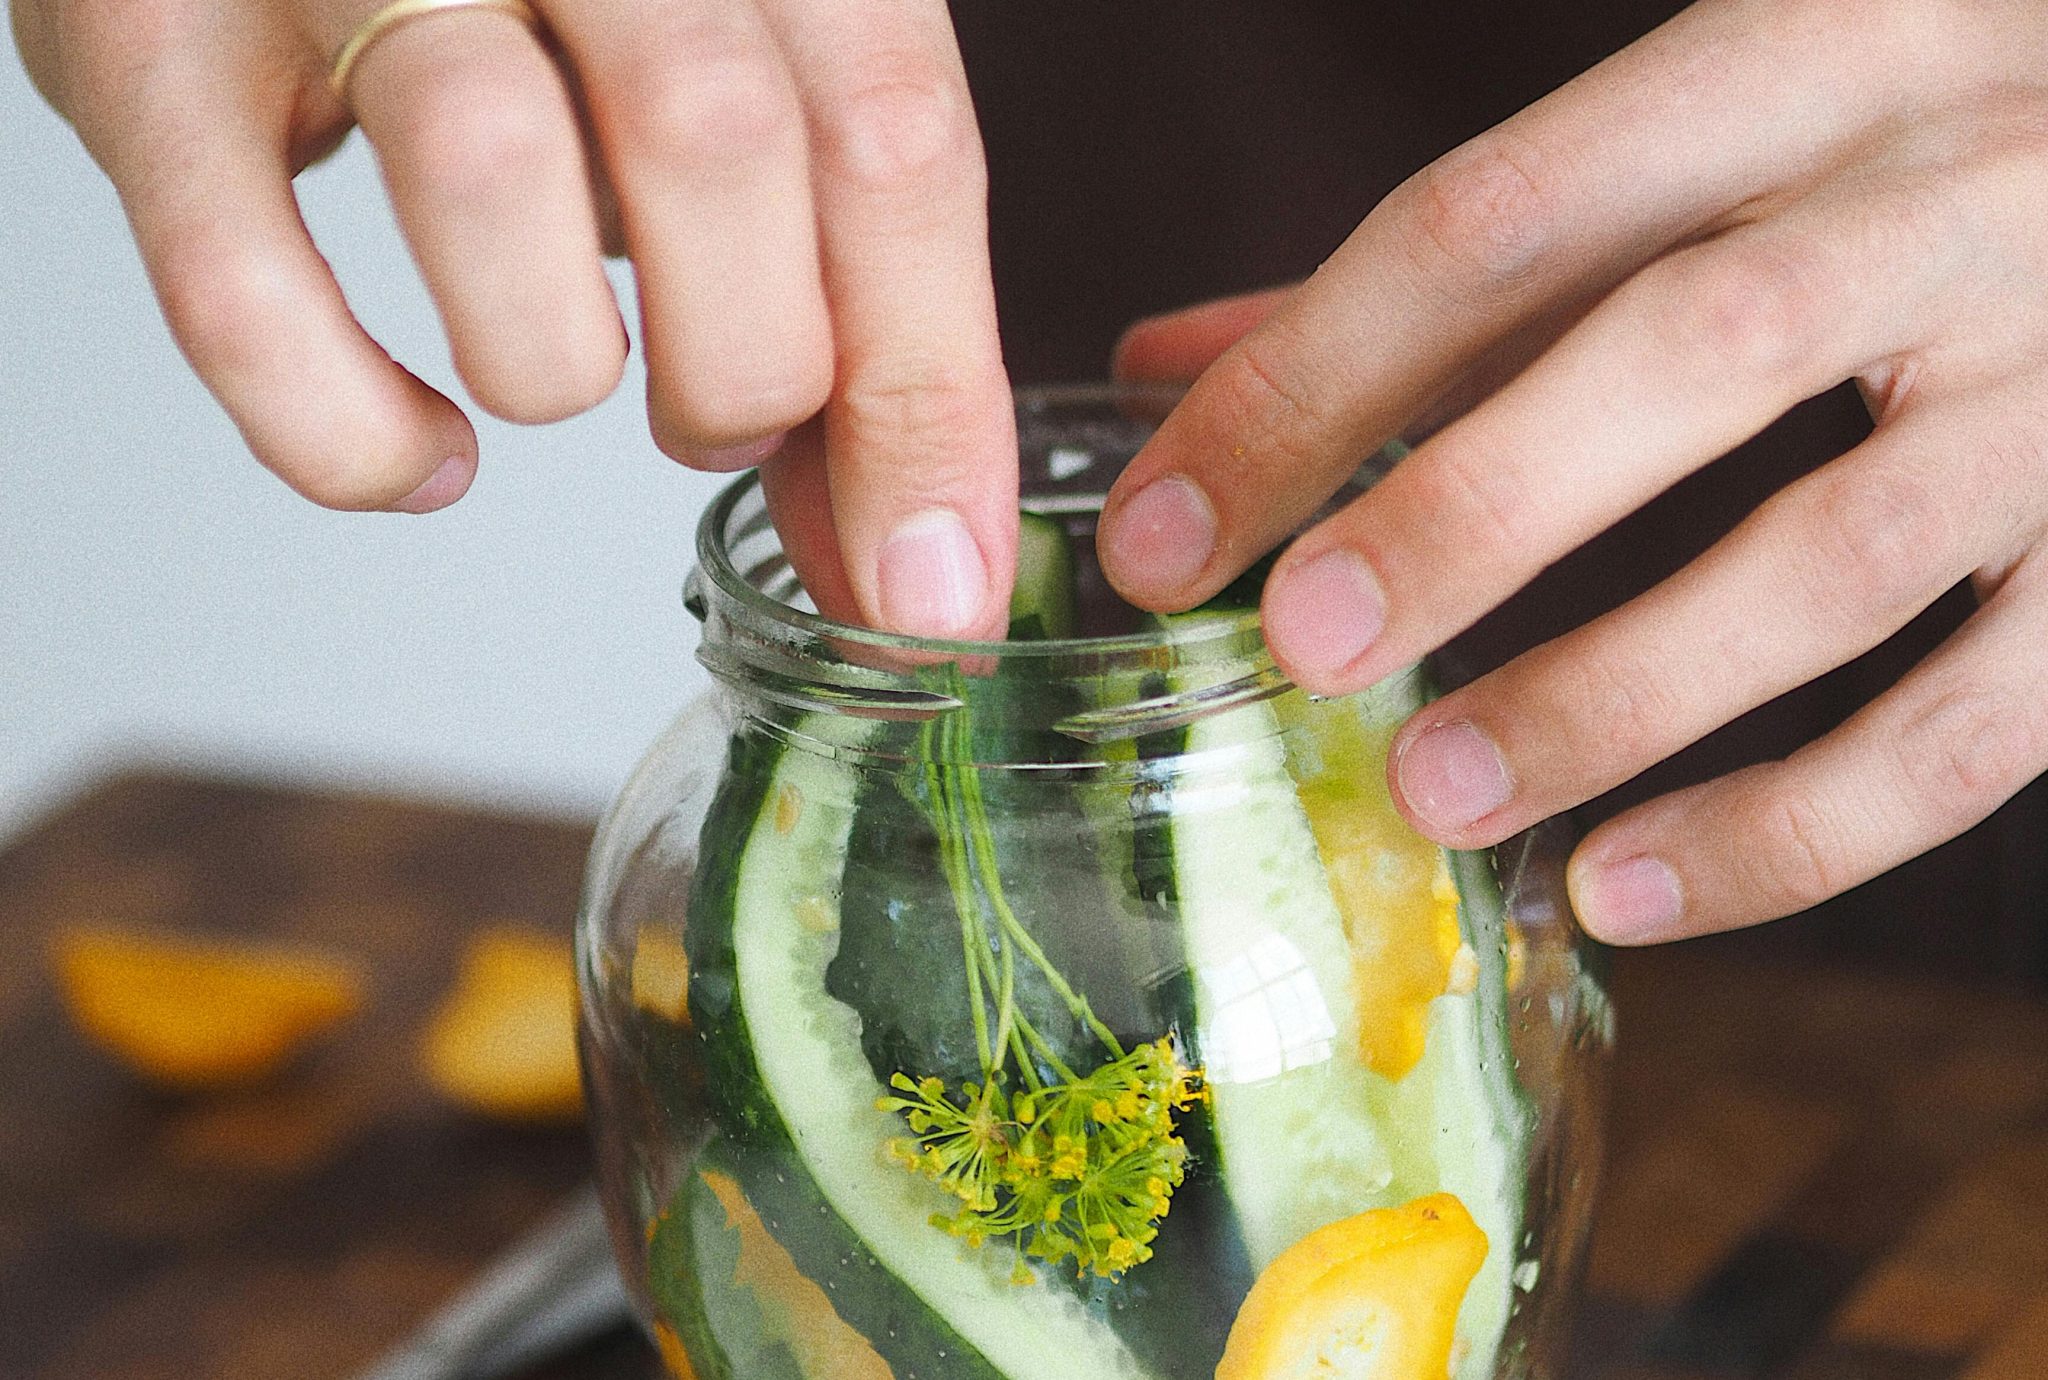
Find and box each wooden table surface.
[3,771,2045,1380]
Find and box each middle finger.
[553,0,834,460]
[761,0,1016,640]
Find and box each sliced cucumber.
[645,1176,740,1380]
[684,726,1163,1380]
[646,1163,803,1380]
[648,1150,919,1380]
[1167,695,1400,1268]
[1009,510,1078,639]
[1155,637,1530,1380]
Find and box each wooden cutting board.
[2,771,2044,1379]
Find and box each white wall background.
[1,42,720,842]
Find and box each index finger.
[119,107,479,511]
[1094,0,1912,608]
[763,0,1015,641]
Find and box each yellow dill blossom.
[880,1036,1207,1281]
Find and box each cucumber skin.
[1009,511,1078,640]
[645,1152,809,1380]
[645,1176,737,1380]
[677,727,1007,1380]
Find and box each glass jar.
[577,385,1612,1380]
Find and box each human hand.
[12,0,1014,636]
[1096,0,2048,945]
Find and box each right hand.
[13,0,1017,636]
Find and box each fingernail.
[1575,854,1684,943]
[1264,549,1387,683]
[1396,720,1513,833]
[392,455,474,514]
[877,508,989,638]
[1104,476,1217,597]
[678,432,787,472]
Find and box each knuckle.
[1196,333,1337,478]
[1560,652,1685,768]
[1227,332,1320,431]
[1400,134,1555,288]
[1410,445,1530,553]
[1979,422,2048,497]
[154,243,276,380]
[1900,683,2043,816]
[1801,465,1952,619]
[834,359,1004,471]
[1647,237,1829,379]
[1749,788,1844,913]
[609,33,800,174]
[35,0,176,127]
[816,63,980,196]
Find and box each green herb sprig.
[874,675,1205,1283]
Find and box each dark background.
[953,0,2048,986]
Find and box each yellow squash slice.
[631,929,693,1025]
[419,926,583,1122]
[700,1170,892,1380]
[1218,1193,1489,1380]
[651,1322,700,1380]
[1291,694,1466,1080]
[54,926,366,1091]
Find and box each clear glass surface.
[577,385,1613,1380]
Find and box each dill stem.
[992,924,1018,1081]
[957,760,1126,1059]
[929,718,993,1077]
[1013,1009,1080,1084]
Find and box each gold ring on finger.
[330,0,544,100]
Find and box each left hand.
[1096,0,2048,946]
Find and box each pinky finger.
[1570,549,2048,944]
[122,121,477,511]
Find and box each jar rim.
[691,383,1267,663]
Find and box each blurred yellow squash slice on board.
[1217,1193,1488,1380]
[53,926,365,1090]
[420,925,583,1122]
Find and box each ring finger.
[1568,541,2048,942]
[1387,398,2037,850]
[339,1,627,423]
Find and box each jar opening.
[692,384,1273,662]
[687,384,1382,742]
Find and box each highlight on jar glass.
[575,384,1614,1380]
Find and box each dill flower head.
[879,1036,1207,1281]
